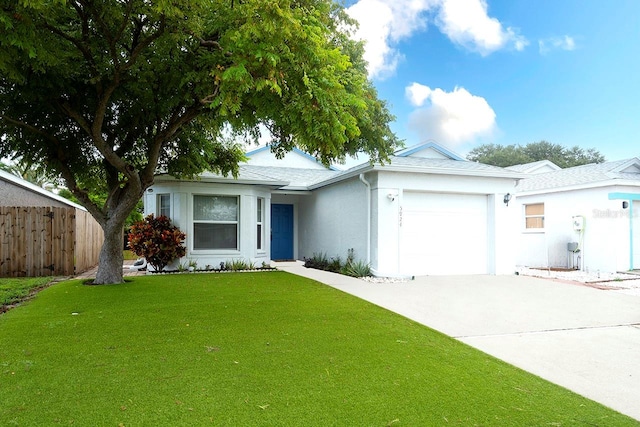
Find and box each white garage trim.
[401,192,488,275]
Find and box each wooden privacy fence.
[0,207,104,277]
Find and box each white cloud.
[405,82,432,106]
[539,35,576,55]
[406,83,497,146]
[346,0,436,79]
[346,0,527,78]
[435,0,528,55]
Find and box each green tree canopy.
[467,141,605,168]
[0,0,399,284]
[0,156,59,191]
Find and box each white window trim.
[523,203,545,233]
[191,194,241,253]
[257,197,266,253]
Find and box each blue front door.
[271,204,294,260]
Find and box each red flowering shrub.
[127,214,186,272]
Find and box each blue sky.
[343,0,640,163]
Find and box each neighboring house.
[144,142,522,276]
[513,158,640,273]
[0,170,103,277]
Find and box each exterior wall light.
[503,193,512,206]
[623,201,629,209]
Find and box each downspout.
[629,201,634,270]
[359,173,371,264]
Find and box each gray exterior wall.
[297,176,369,264]
[0,179,70,208]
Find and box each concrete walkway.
[275,261,640,421]
[74,260,146,280]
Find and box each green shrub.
[303,252,329,270]
[305,249,370,277]
[224,259,254,271]
[127,214,186,272]
[342,260,371,278]
[328,256,341,273]
[304,252,341,272]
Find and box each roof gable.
[245,145,337,170]
[611,159,640,174]
[506,160,561,174]
[394,141,464,161]
[516,158,640,193]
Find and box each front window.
[257,198,264,250]
[193,195,239,250]
[525,203,544,229]
[157,194,170,218]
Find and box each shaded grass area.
[123,249,139,260]
[0,277,54,309]
[0,272,636,426]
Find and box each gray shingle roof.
[516,158,640,192]
[240,165,340,189]
[307,156,524,189]
[385,156,521,175]
[157,155,523,190]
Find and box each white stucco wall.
[514,185,640,273]
[296,176,369,264]
[144,181,272,269]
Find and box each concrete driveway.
[276,263,640,421]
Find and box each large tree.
[467,141,605,168]
[0,0,399,284]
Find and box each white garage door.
[401,192,488,275]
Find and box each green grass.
[123,249,139,260]
[0,272,636,426]
[0,276,53,307]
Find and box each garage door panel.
[401,192,487,275]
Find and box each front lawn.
[0,272,635,426]
[0,276,53,310]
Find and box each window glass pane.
[193,223,238,249]
[256,198,264,250]
[526,217,544,229]
[257,224,262,250]
[194,195,237,221]
[525,203,544,215]
[158,194,170,218]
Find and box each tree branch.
[122,16,166,70]
[41,22,99,79]
[1,115,106,223]
[1,116,61,148]
[141,105,203,185]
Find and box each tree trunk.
[94,222,125,284]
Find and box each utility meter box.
[567,242,579,252]
[572,216,584,231]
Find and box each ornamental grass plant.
[0,272,636,426]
